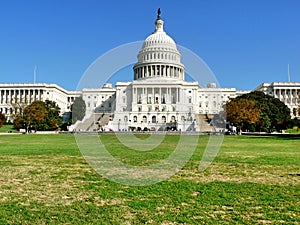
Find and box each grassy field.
[0,125,16,133]
[0,134,299,224]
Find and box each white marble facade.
[255,82,300,118]
[1,11,299,129]
[0,83,80,121]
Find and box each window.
[162,116,166,123]
[152,116,156,123]
[133,116,137,122]
[155,97,159,104]
[143,116,147,123]
[171,116,175,122]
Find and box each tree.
[13,114,24,130]
[13,100,62,132]
[225,98,260,131]
[23,101,47,132]
[0,112,6,128]
[36,100,62,131]
[239,91,291,131]
[71,97,86,123]
[9,97,29,120]
[224,91,291,132]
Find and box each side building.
[0,83,81,121]
[255,82,300,118]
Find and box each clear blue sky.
[0,0,299,90]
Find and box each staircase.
[196,114,214,132]
[73,113,113,132]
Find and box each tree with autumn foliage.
[13,100,62,132]
[225,98,260,131]
[23,101,47,132]
[0,112,6,128]
[224,91,291,132]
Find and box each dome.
[141,11,178,52]
[133,9,184,81]
[142,32,177,50]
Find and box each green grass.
[0,134,299,224]
[286,126,300,134]
[0,124,16,133]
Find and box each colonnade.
[132,87,180,106]
[0,89,44,104]
[0,89,44,116]
[134,64,184,80]
[274,88,300,117]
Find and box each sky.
[0,0,299,91]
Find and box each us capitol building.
[1,10,300,131]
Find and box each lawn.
[0,125,16,133]
[0,134,299,224]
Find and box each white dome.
[142,29,177,51]
[141,14,178,52]
[133,9,184,81]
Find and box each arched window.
[152,116,156,123]
[143,116,147,123]
[133,116,137,122]
[171,116,175,122]
[162,116,166,123]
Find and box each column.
[142,67,145,78]
[159,87,161,104]
[4,90,7,104]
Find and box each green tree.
[37,100,62,131]
[71,97,86,123]
[225,98,260,131]
[0,112,6,128]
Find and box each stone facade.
[0,83,80,121]
[255,82,300,118]
[1,11,298,130]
